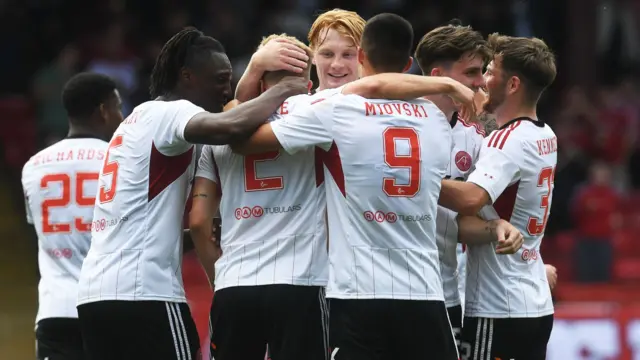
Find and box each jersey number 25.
[40,172,98,234]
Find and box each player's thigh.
[210,286,267,360]
[329,299,390,360]
[79,300,200,360]
[265,285,329,360]
[447,305,464,351]
[461,316,553,360]
[36,318,84,360]
[390,300,458,360]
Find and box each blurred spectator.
[571,162,622,283]
[86,22,138,116]
[31,44,79,146]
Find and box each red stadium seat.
[612,230,640,256]
[613,257,640,282]
[0,96,36,169]
[554,231,576,255]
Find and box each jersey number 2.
[99,135,123,203]
[244,151,283,191]
[527,166,555,236]
[41,173,99,234]
[383,127,421,197]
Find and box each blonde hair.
[259,33,314,83]
[307,9,365,51]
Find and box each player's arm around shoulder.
[342,73,476,114]
[232,94,334,156]
[440,130,523,216]
[189,146,222,288]
[183,77,308,146]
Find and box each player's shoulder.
[134,99,206,120]
[455,113,486,138]
[483,118,548,154]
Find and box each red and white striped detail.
[486,121,522,150]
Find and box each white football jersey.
[22,137,107,322]
[196,94,328,291]
[465,118,556,318]
[77,99,204,305]
[271,89,452,301]
[436,113,484,308]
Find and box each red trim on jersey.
[314,147,325,187]
[458,116,485,137]
[496,120,522,149]
[310,98,326,105]
[148,143,194,202]
[493,181,520,221]
[487,128,506,148]
[319,142,345,196]
[461,244,466,252]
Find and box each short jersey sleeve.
[270,96,335,154]
[21,164,33,224]
[155,100,206,156]
[195,145,218,183]
[467,131,522,203]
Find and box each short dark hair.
[361,13,413,72]
[62,72,118,119]
[150,27,225,98]
[414,24,490,74]
[487,33,557,103]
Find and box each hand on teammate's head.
[254,38,309,74]
[493,219,524,255]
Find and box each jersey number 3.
[99,134,123,203]
[383,127,421,197]
[527,166,555,236]
[41,173,99,234]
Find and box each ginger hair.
[307,9,365,51]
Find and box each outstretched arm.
[183,77,308,145]
[342,73,476,113]
[235,38,310,102]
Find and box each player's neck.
[426,95,455,121]
[495,101,537,128]
[68,125,103,140]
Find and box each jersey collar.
[449,112,458,128]
[66,134,105,140]
[499,116,544,130]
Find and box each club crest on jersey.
[455,151,472,172]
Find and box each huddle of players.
[21,8,557,360]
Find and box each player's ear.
[307,80,313,92]
[357,47,365,65]
[402,57,413,73]
[98,103,108,121]
[507,76,520,95]
[180,67,191,82]
[430,67,441,77]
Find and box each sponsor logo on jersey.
[234,204,302,220]
[455,150,472,172]
[363,211,432,223]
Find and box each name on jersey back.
[31,148,105,166]
[537,136,558,156]
[364,101,430,117]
